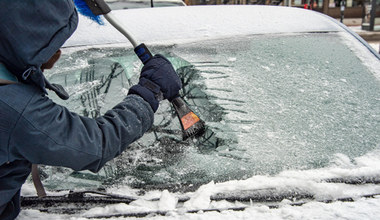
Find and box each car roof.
[64,5,344,48]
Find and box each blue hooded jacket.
[0,1,154,219]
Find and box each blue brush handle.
[134,43,153,64]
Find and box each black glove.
[128,54,182,112]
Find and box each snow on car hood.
[64,5,342,48]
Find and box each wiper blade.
[21,188,380,217]
[21,190,137,214]
[324,176,380,184]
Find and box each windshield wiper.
[324,176,380,184]
[21,187,380,217]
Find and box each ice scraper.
[73,0,205,140]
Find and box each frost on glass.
[42,33,380,191]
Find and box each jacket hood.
[0,0,78,97]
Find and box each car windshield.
[43,32,380,192]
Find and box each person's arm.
[10,54,181,172]
[11,93,153,172]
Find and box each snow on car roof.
[64,5,343,47]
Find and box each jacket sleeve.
[9,93,154,172]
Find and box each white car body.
[21,5,380,219]
[65,5,376,54]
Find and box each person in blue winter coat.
[0,1,182,219]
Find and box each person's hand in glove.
[128,54,182,112]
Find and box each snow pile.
[18,148,380,219]
[18,195,380,220]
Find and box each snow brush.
[73,0,205,140]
